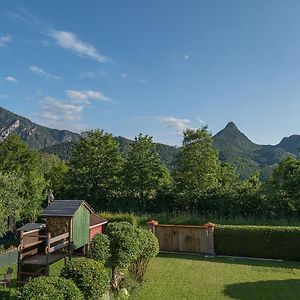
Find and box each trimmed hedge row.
[214,225,300,261]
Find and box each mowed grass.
[130,253,300,300]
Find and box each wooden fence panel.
[151,223,215,255]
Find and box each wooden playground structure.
[17,200,107,286]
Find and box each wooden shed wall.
[89,225,103,240]
[72,205,89,249]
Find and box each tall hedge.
[215,225,300,260]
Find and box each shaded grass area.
[130,253,300,300]
[0,260,64,299]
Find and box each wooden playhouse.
[17,200,107,285]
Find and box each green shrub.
[129,229,159,281]
[99,212,138,226]
[215,225,300,260]
[106,222,144,269]
[60,257,110,299]
[17,276,83,300]
[106,221,144,291]
[88,233,111,265]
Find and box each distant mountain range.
[1,106,299,179]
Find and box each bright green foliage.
[129,229,159,281]
[215,225,300,260]
[173,128,221,208]
[100,212,138,226]
[16,276,84,300]
[68,130,124,209]
[0,172,23,236]
[41,153,69,198]
[0,134,46,222]
[263,157,300,218]
[60,257,110,299]
[88,233,111,265]
[105,222,144,270]
[123,134,170,207]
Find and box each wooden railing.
[45,232,70,254]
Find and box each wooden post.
[146,220,158,235]
[46,232,51,275]
[203,222,215,255]
[17,230,24,285]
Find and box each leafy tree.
[0,172,24,236]
[0,134,45,222]
[68,130,124,209]
[263,157,300,218]
[173,128,221,210]
[123,134,170,208]
[41,153,69,198]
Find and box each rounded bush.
[88,233,111,265]
[60,257,110,299]
[17,276,83,300]
[106,221,144,269]
[129,229,159,281]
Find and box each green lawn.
[130,253,300,300]
[2,254,300,299]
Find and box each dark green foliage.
[60,257,110,299]
[100,212,138,226]
[173,128,222,209]
[88,233,111,265]
[67,130,124,209]
[16,276,83,300]
[41,142,76,160]
[215,225,300,260]
[123,134,170,208]
[129,229,159,281]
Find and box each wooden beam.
[49,232,69,244]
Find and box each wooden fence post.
[146,220,159,235]
[203,222,215,255]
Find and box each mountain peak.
[225,121,238,130]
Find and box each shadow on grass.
[223,279,300,300]
[158,252,300,269]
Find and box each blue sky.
[1,1,300,145]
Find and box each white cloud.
[40,96,83,121]
[0,35,12,47]
[0,94,8,99]
[184,54,189,60]
[4,76,18,83]
[29,65,61,80]
[196,116,206,125]
[120,73,128,78]
[48,30,109,63]
[65,89,111,103]
[156,116,191,134]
